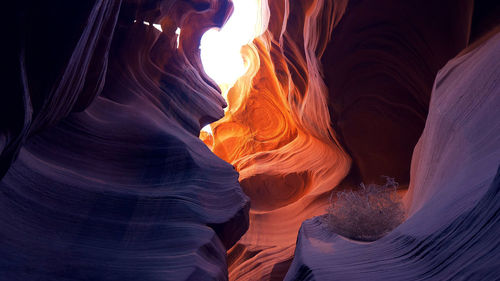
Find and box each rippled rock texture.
[208,1,351,279]
[3,0,500,280]
[285,31,500,281]
[2,1,249,280]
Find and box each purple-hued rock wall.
[1,1,249,280]
[285,31,500,281]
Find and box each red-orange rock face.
[206,1,351,279]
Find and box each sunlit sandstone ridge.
[201,0,351,279]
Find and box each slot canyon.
[2,0,500,280]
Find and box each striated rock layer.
[1,1,249,280]
[206,1,351,279]
[285,30,500,280]
[5,0,499,280]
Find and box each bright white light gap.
[199,0,269,134]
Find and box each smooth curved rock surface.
[285,30,500,280]
[1,1,249,280]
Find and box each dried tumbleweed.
[327,177,406,241]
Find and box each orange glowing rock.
[199,130,214,150]
[204,1,351,279]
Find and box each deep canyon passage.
[2,0,500,280]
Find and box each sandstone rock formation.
[323,0,474,186]
[3,0,499,280]
[1,1,249,280]
[206,0,484,279]
[207,1,351,279]
[285,30,500,281]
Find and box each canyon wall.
[323,0,474,185]
[208,0,476,279]
[285,30,500,281]
[1,1,249,280]
[3,0,499,280]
